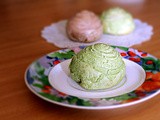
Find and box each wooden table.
[0,0,160,120]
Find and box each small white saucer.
[48,59,145,98]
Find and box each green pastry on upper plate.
[101,7,135,35]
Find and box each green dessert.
[101,7,135,35]
[69,43,125,90]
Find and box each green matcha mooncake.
[69,43,126,90]
[101,7,135,35]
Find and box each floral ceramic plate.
[48,58,146,98]
[25,45,160,110]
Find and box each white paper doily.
[41,19,153,48]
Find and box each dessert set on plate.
[25,7,160,109]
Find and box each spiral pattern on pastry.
[69,43,125,90]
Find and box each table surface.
[0,0,160,120]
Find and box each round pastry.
[101,7,135,35]
[69,43,126,90]
[66,10,103,43]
